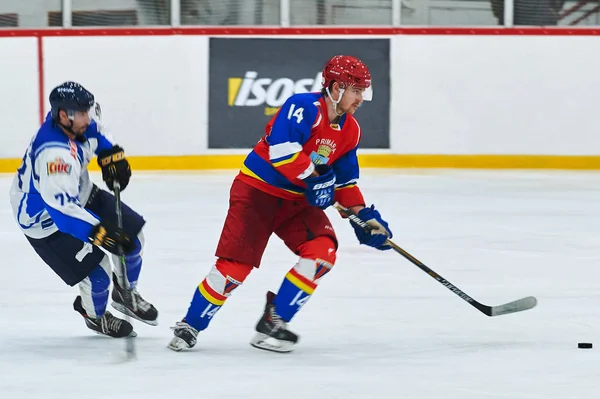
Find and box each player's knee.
[205,258,253,297]
[292,237,337,284]
[296,236,337,265]
[136,230,145,251]
[87,262,111,291]
[125,230,144,256]
[96,256,112,282]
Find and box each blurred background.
[1,0,599,28]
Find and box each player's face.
[69,111,91,135]
[338,86,365,115]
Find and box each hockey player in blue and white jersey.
[9,82,158,338]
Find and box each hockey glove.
[304,164,336,209]
[97,145,131,192]
[89,222,132,255]
[352,205,393,250]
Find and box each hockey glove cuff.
[98,145,131,192]
[352,205,393,250]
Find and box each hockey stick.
[113,180,136,357]
[334,202,537,317]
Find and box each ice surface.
[1,169,599,399]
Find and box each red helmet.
[321,55,372,90]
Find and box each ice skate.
[73,295,136,338]
[110,273,158,326]
[168,320,199,351]
[250,291,299,353]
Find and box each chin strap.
[325,86,346,116]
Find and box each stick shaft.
[334,202,536,317]
[113,181,135,356]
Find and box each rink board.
[1,27,600,171]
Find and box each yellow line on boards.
[356,154,600,170]
[1,154,600,173]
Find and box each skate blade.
[250,333,295,353]
[168,336,192,352]
[111,301,159,326]
[91,329,137,338]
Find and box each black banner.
[208,38,390,149]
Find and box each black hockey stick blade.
[333,202,538,317]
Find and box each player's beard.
[74,124,89,135]
[340,102,361,115]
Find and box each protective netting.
[399,0,497,26]
[181,0,280,25]
[0,0,61,28]
[61,0,280,27]
[495,0,600,26]
[69,0,170,26]
[0,13,17,27]
[1,0,599,27]
[291,0,499,26]
[561,0,600,26]
[291,0,393,25]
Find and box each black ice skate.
[110,273,158,326]
[73,296,136,338]
[250,291,299,353]
[167,320,199,352]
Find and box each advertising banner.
[208,38,390,149]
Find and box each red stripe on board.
[37,36,44,125]
[2,27,600,37]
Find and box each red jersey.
[237,92,365,208]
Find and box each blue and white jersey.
[10,113,115,240]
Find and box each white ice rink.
[1,169,599,399]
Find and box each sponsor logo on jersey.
[310,139,337,164]
[228,71,322,116]
[47,158,72,175]
[315,138,337,153]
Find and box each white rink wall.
[390,35,600,156]
[1,33,600,158]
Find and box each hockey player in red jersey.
[168,55,393,353]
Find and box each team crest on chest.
[310,138,337,165]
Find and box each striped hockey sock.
[273,258,333,322]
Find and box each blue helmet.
[49,81,95,119]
